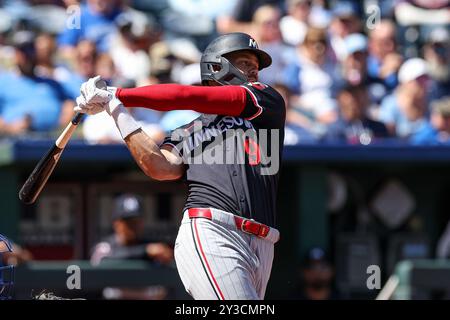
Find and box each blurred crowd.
[0,0,448,145]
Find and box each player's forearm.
[116,84,247,116]
[124,129,183,181]
[105,98,183,181]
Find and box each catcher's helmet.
[200,32,272,85]
[0,234,14,300]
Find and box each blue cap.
[308,247,326,261]
[303,246,328,265]
[112,194,143,221]
[344,33,368,56]
[332,2,359,17]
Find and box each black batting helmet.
[200,32,272,85]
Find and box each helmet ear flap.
[206,56,248,85]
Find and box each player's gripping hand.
[74,95,105,115]
[74,75,113,115]
[80,75,112,104]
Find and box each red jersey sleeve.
[238,82,286,129]
[115,82,285,129]
[116,84,247,116]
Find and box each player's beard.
[247,69,258,83]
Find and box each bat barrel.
[18,144,62,204]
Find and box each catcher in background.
[75,32,286,300]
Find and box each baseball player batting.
[76,32,286,300]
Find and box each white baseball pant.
[174,207,280,300]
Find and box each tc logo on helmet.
[249,38,258,48]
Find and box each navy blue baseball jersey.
[162,82,285,227]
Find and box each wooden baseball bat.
[19,80,107,204]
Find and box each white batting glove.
[80,75,112,104]
[74,95,105,115]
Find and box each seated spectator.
[109,11,154,86]
[90,194,174,266]
[328,1,362,62]
[411,97,450,145]
[95,53,119,86]
[308,0,332,28]
[280,0,311,46]
[162,0,236,48]
[216,0,281,35]
[34,32,58,79]
[57,41,103,127]
[0,31,74,135]
[55,40,98,101]
[275,83,318,145]
[58,0,123,58]
[378,58,431,139]
[323,83,389,144]
[367,20,402,96]
[423,27,450,102]
[283,27,340,125]
[147,41,177,84]
[341,33,369,86]
[340,32,392,113]
[251,5,295,85]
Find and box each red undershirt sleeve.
[116,84,247,117]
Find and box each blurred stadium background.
[0,0,449,300]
